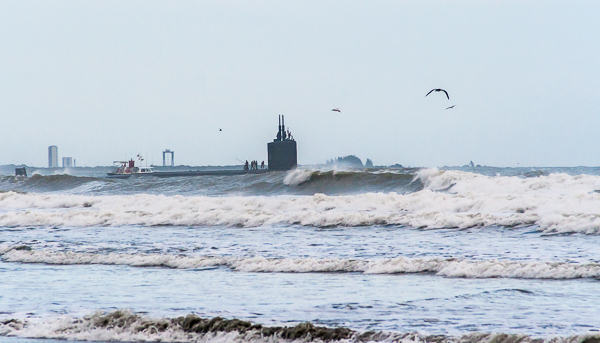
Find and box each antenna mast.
[278,115,282,141]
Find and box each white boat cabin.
[112,160,155,175]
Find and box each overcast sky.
[1,1,599,167]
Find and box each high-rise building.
[48,146,58,168]
[62,157,73,168]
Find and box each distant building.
[48,146,58,168]
[163,149,174,166]
[62,157,73,168]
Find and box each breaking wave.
[1,310,599,343]
[0,190,600,234]
[3,169,600,232]
[3,249,600,279]
[3,166,600,198]
[0,168,422,196]
[282,168,422,194]
[0,174,106,193]
[417,168,600,195]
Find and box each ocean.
[1,166,600,343]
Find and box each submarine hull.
[268,140,297,171]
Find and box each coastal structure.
[48,146,58,168]
[163,149,174,166]
[267,115,297,171]
[62,157,73,168]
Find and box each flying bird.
[425,89,450,100]
[332,108,341,112]
[219,128,222,131]
[446,105,456,110]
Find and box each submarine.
[107,115,297,178]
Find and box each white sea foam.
[418,168,600,195]
[3,169,600,233]
[0,243,16,255]
[1,249,231,269]
[2,310,598,343]
[3,249,600,280]
[283,168,314,186]
[3,312,244,343]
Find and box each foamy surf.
[2,249,600,279]
[418,168,600,195]
[3,169,600,232]
[1,310,599,343]
[2,187,600,233]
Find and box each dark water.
[2,165,600,196]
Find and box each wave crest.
[3,249,600,279]
[283,169,314,186]
[2,310,599,343]
[282,168,421,194]
[3,188,600,233]
[3,169,600,233]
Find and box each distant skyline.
[1,1,600,167]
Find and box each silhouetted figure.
[276,131,281,141]
[244,160,249,170]
[261,161,265,169]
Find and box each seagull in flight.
[446,105,456,110]
[332,108,341,112]
[425,89,450,100]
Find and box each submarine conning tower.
[267,115,297,170]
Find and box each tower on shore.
[48,146,58,168]
[62,157,73,168]
[267,115,297,170]
[163,149,174,166]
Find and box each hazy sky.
[1,1,599,167]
